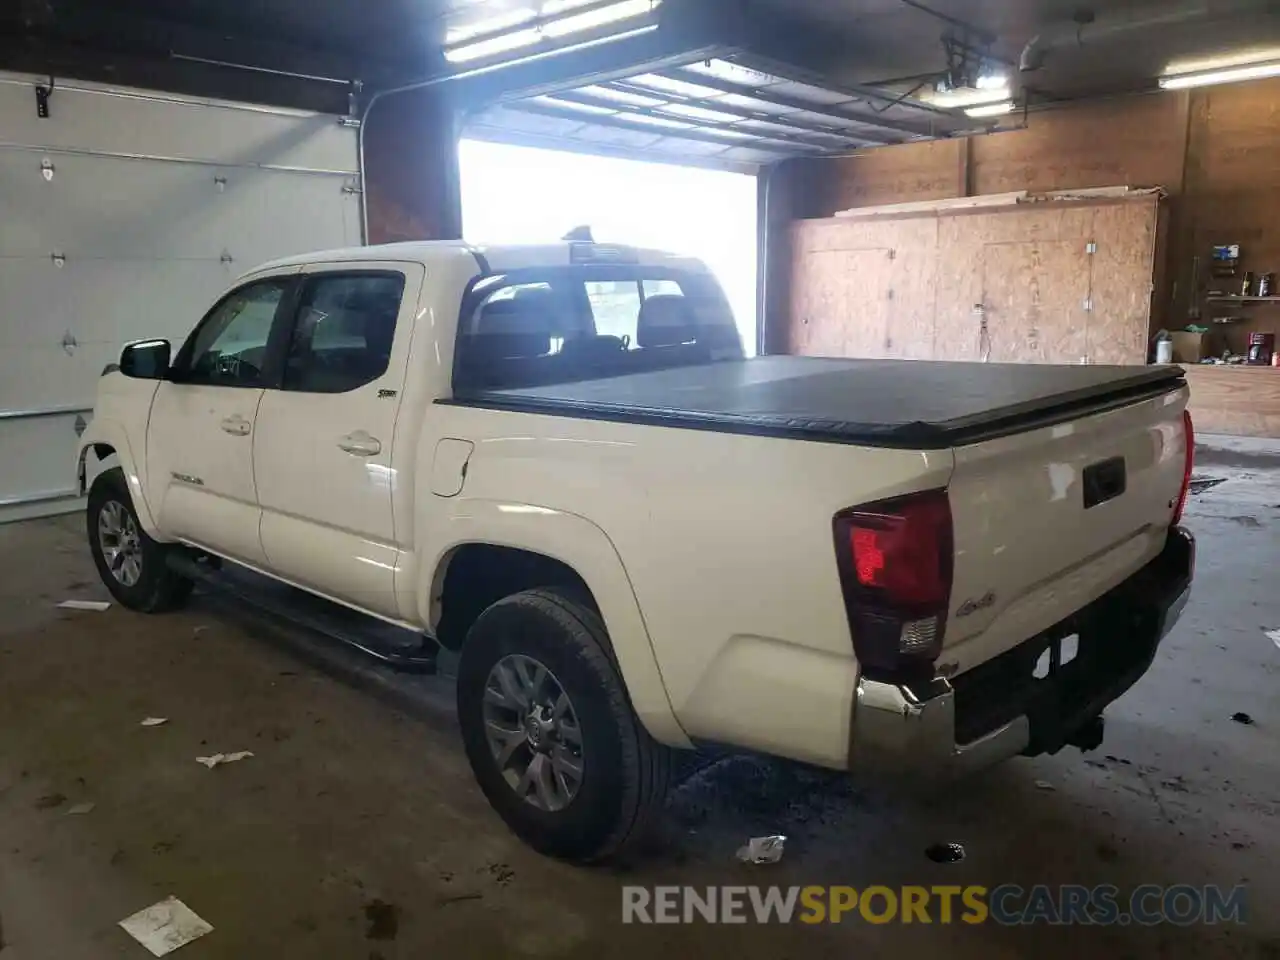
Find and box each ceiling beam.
[443,0,745,109]
[658,65,953,141]
[727,7,968,122]
[897,0,997,46]
[506,98,824,155]
[732,52,962,126]
[0,1,380,85]
[732,54,966,130]
[559,84,884,147]
[0,37,355,112]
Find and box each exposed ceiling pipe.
[896,0,996,45]
[1020,0,1279,72]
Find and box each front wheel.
[456,589,672,863]
[87,468,193,612]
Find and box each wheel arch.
[420,500,689,748]
[432,543,598,651]
[76,421,162,538]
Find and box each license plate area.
[952,529,1191,748]
[1032,633,1080,679]
[952,612,1156,746]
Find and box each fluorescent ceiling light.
[543,0,654,36]
[965,100,1015,118]
[446,27,542,62]
[445,23,659,79]
[1159,60,1280,89]
[928,85,1011,109]
[541,0,598,13]
[660,102,743,124]
[1164,47,1280,76]
[445,0,660,64]
[446,8,537,46]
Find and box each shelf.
[1182,363,1279,372]
[1207,296,1280,303]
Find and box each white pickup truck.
[76,240,1195,862]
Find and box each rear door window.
[281,273,406,393]
[584,280,642,341]
[454,266,742,391]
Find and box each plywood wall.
[1088,201,1161,365]
[773,79,1280,358]
[1181,79,1280,355]
[787,216,939,358]
[968,96,1188,198]
[788,198,1159,366]
[821,139,967,214]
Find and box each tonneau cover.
[444,356,1185,449]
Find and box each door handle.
[338,431,382,457]
[220,415,251,436]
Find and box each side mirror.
[119,339,171,380]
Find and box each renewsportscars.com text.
[622,884,1248,926]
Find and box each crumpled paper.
[195,751,254,769]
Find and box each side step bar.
[166,550,439,674]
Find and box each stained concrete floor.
[0,437,1277,959]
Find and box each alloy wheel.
[482,654,584,812]
[98,500,143,587]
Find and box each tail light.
[833,490,954,684]
[1172,409,1195,524]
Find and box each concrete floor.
[0,437,1277,958]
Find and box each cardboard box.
[1171,331,1215,364]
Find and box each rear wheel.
[87,468,193,612]
[456,588,672,863]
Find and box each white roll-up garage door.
[0,72,363,523]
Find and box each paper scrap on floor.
[736,835,786,864]
[118,896,212,956]
[1266,628,1280,650]
[196,751,254,769]
[141,717,169,727]
[66,802,95,815]
[57,600,111,612]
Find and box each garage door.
[0,72,363,523]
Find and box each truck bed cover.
[444,356,1185,450]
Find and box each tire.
[457,588,672,863]
[86,468,193,613]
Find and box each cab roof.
[248,240,710,277]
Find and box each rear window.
[453,266,743,391]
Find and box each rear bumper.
[849,526,1194,779]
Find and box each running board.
[166,551,439,674]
